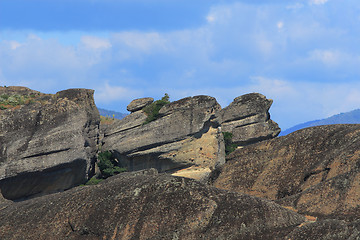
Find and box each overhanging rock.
[0,87,100,200]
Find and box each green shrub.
[142,93,170,124]
[0,94,9,102]
[222,132,237,155]
[85,176,103,185]
[97,151,127,179]
[0,94,29,106]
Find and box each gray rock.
[214,124,360,221]
[0,87,100,200]
[217,93,281,146]
[0,172,306,240]
[102,95,225,175]
[102,93,280,180]
[126,97,154,112]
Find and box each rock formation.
[126,97,154,112]
[101,93,280,181]
[102,95,224,181]
[1,86,359,239]
[0,170,307,240]
[0,87,100,200]
[213,124,360,221]
[217,93,280,146]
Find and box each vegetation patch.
[83,150,127,185]
[100,115,116,125]
[142,93,170,124]
[98,151,127,178]
[222,132,238,155]
[0,93,39,110]
[84,176,103,185]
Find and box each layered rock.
[213,124,360,221]
[0,87,100,200]
[102,96,225,180]
[0,170,307,240]
[217,93,280,146]
[101,93,280,181]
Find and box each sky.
[1,0,360,130]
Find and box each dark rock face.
[0,87,100,200]
[0,171,306,240]
[217,93,280,146]
[214,124,360,220]
[126,97,154,112]
[286,219,360,239]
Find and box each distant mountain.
[280,109,360,136]
[98,108,127,120]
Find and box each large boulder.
[213,124,360,221]
[217,93,280,146]
[0,171,307,240]
[102,95,225,178]
[0,87,100,200]
[126,97,154,112]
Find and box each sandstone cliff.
[0,87,100,200]
[213,124,360,221]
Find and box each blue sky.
[1,0,360,130]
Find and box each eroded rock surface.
[214,124,360,220]
[102,95,225,175]
[0,171,306,240]
[217,93,280,146]
[102,93,280,181]
[286,219,360,239]
[0,87,100,200]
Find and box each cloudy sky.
[1,0,360,130]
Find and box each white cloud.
[206,5,232,25]
[9,41,22,50]
[254,34,273,57]
[309,0,329,5]
[309,49,339,65]
[112,32,167,53]
[95,82,142,103]
[27,34,41,41]
[277,21,284,30]
[1,0,360,130]
[206,15,216,23]
[286,3,304,10]
[81,36,111,50]
[307,49,358,67]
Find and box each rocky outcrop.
[0,87,100,200]
[0,88,280,199]
[126,97,153,112]
[0,170,307,240]
[217,93,280,146]
[101,93,280,181]
[213,124,360,221]
[285,219,360,239]
[102,95,225,179]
